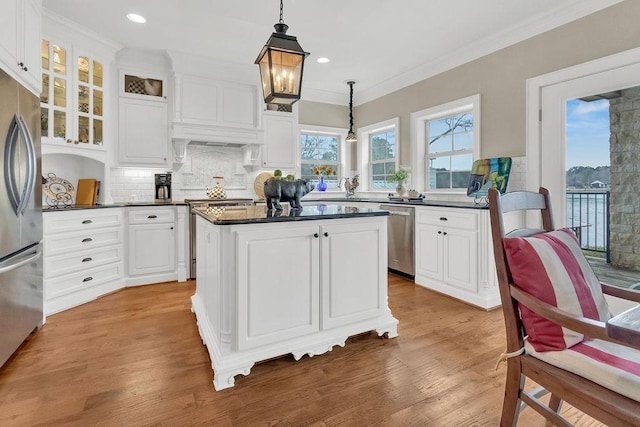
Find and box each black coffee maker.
[155,173,172,202]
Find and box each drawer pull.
[82,257,92,262]
[82,219,93,224]
[148,215,158,219]
[82,238,93,243]
[439,217,448,221]
[82,277,93,282]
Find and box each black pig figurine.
[264,178,314,210]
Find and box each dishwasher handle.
[389,211,411,216]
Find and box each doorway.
[527,48,640,274]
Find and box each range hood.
[172,122,264,147]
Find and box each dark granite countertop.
[302,197,488,209]
[194,204,390,225]
[42,201,188,212]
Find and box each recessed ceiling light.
[126,13,146,24]
[317,57,330,64]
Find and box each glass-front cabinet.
[40,39,105,147]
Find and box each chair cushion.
[503,228,610,351]
[525,339,640,402]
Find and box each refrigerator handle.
[17,116,36,216]
[3,114,36,216]
[0,244,42,275]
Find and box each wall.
[609,86,640,269]
[350,0,640,165]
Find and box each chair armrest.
[601,282,640,303]
[510,284,610,341]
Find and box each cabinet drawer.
[127,207,175,224]
[44,227,123,256]
[415,207,478,230]
[44,208,124,233]
[44,244,123,279]
[45,262,123,300]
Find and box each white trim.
[357,117,400,192]
[411,94,481,193]
[299,124,349,192]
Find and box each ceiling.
[42,0,622,105]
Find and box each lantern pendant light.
[346,81,357,143]
[255,0,310,105]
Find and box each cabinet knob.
[443,232,448,236]
[82,237,93,243]
[438,231,442,234]
[82,277,93,282]
[82,219,93,224]
[23,65,28,71]
[324,232,329,237]
[313,233,319,238]
[170,227,174,230]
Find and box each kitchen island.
[192,204,398,390]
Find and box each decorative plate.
[43,173,75,204]
[253,172,274,200]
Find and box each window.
[370,129,396,190]
[411,95,480,192]
[300,126,348,189]
[357,117,400,191]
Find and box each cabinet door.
[0,1,19,71]
[236,225,319,350]
[127,222,176,276]
[415,223,443,281]
[443,228,478,292]
[320,220,387,329]
[262,112,297,169]
[20,0,41,92]
[118,98,168,166]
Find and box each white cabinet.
[236,224,320,350]
[43,208,124,315]
[414,206,499,309]
[0,0,41,94]
[261,110,298,170]
[193,215,397,390]
[40,37,110,149]
[118,98,168,166]
[126,207,176,286]
[173,74,258,129]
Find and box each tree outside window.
[427,112,474,189]
[370,129,396,189]
[300,133,340,188]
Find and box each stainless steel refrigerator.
[0,69,43,368]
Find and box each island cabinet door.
[236,225,320,351]
[320,219,387,330]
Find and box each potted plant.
[388,168,410,197]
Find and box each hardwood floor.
[0,275,604,426]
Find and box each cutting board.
[76,179,100,205]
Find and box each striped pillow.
[503,228,610,352]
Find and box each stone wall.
[609,87,640,271]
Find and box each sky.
[565,98,610,169]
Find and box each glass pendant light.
[255,0,309,105]
[346,81,357,142]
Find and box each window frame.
[299,125,349,191]
[410,94,481,193]
[357,117,400,192]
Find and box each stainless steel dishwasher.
[380,204,415,278]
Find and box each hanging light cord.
[349,82,355,132]
[279,0,284,24]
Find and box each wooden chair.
[488,187,640,426]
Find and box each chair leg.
[501,363,524,427]
[549,394,562,413]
